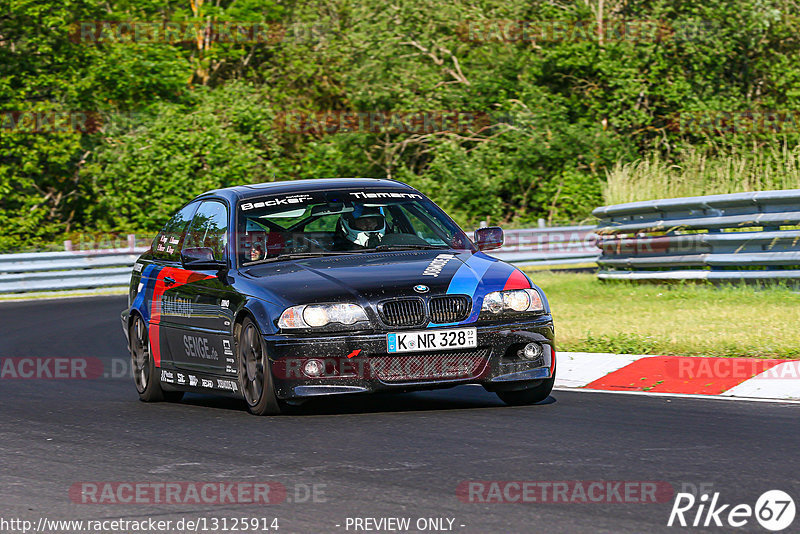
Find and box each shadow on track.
[169,387,557,417]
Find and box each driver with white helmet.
[336,205,386,248]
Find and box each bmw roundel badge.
[414,284,429,293]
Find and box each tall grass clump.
[604,144,800,205]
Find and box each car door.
[139,201,200,371]
[164,199,238,378]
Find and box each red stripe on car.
[502,269,531,290]
[148,268,214,367]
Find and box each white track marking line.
[555,351,652,388]
[721,361,800,399]
[554,386,800,404]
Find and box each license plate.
[387,327,477,353]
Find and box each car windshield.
[237,189,475,266]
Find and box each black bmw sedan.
[121,178,556,415]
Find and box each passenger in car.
[250,243,264,262]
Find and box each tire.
[237,317,283,415]
[496,376,555,406]
[129,314,184,403]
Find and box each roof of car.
[195,178,419,204]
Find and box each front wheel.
[496,376,555,406]
[237,318,284,415]
[129,315,183,403]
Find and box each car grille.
[378,295,473,326]
[429,295,472,323]
[379,298,426,327]
[370,349,489,383]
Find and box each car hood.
[238,249,534,311]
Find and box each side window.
[400,206,448,245]
[183,201,229,261]
[383,208,397,233]
[152,202,199,262]
[383,207,410,235]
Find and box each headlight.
[481,289,544,314]
[303,306,329,327]
[278,303,368,329]
[483,291,504,313]
[504,290,530,311]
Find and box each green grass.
[526,271,800,358]
[0,288,127,302]
[604,145,800,205]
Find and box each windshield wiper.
[373,244,444,251]
[245,251,354,266]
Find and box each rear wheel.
[237,318,283,415]
[129,315,183,403]
[496,376,555,406]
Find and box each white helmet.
[338,206,386,247]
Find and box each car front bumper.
[264,316,556,400]
[120,309,130,343]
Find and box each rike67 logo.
[668,490,796,531]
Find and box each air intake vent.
[379,298,425,327]
[370,349,489,382]
[429,295,472,324]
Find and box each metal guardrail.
[593,189,800,281]
[488,226,598,267]
[0,249,146,294]
[0,226,598,295]
[10,188,795,292]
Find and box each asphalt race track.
[1,296,798,534]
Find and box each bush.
[84,83,278,233]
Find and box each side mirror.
[181,247,227,271]
[474,226,504,251]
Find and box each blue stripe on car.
[132,264,162,323]
[428,254,532,327]
[458,255,522,324]
[427,253,497,327]
[479,261,518,290]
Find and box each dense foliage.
[2,0,800,250]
